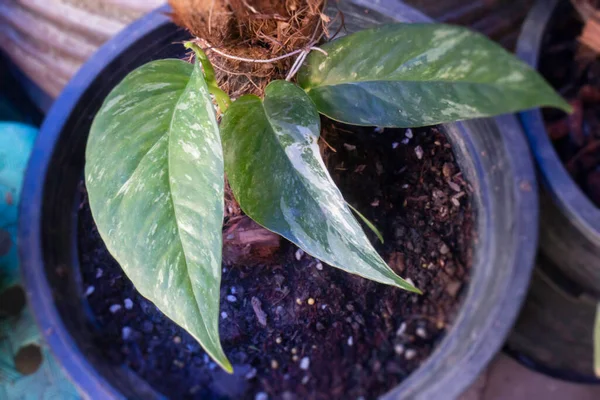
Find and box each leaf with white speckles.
[221,80,418,292]
[298,24,571,127]
[85,58,231,372]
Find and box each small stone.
[374,127,385,133]
[451,196,461,207]
[416,327,427,338]
[396,322,407,336]
[124,298,133,310]
[223,267,228,273]
[343,143,356,151]
[316,322,325,331]
[85,286,95,296]
[392,142,399,149]
[122,327,132,340]
[255,392,268,400]
[292,355,299,362]
[291,347,298,354]
[209,362,217,370]
[173,336,182,344]
[307,298,315,306]
[346,304,355,312]
[321,304,327,310]
[405,128,413,139]
[448,180,461,192]
[109,304,122,313]
[295,248,304,261]
[405,349,417,360]
[414,146,424,160]
[276,337,283,344]
[370,199,380,207]
[442,163,453,178]
[95,268,103,278]
[221,312,228,319]
[394,344,405,355]
[231,287,237,294]
[315,262,323,271]
[251,296,267,326]
[173,360,185,368]
[347,336,354,346]
[439,243,450,255]
[300,357,310,370]
[271,360,279,369]
[302,375,310,385]
[246,368,257,380]
[296,298,303,305]
[227,295,237,303]
[401,138,410,145]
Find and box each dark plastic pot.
[20,1,538,399]
[516,0,600,297]
[506,255,600,383]
[506,0,600,382]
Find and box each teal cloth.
[0,122,81,399]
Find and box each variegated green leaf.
[221,80,418,292]
[298,23,571,127]
[85,58,231,372]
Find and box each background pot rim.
[517,0,600,244]
[19,2,539,399]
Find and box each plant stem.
[184,41,232,112]
[347,202,384,243]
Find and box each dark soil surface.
[540,2,600,207]
[77,121,474,400]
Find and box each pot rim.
[19,2,539,400]
[517,0,600,244]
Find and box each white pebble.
[222,267,228,273]
[405,349,417,360]
[85,286,95,296]
[295,248,304,261]
[226,295,237,303]
[415,146,424,160]
[95,268,103,278]
[401,138,410,144]
[405,128,413,139]
[301,375,310,385]
[245,368,257,379]
[315,262,323,271]
[416,327,427,338]
[394,344,405,355]
[396,322,407,336]
[347,336,354,346]
[231,287,237,294]
[221,312,228,319]
[124,298,133,310]
[109,304,122,313]
[392,142,399,149]
[299,357,310,370]
[321,304,327,310]
[122,326,132,340]
[255,392,268,400]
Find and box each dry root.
[169,0,330,96]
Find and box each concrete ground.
[460,354,600,400]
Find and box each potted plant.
[20,1,556,398]
[511,0,600,380]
